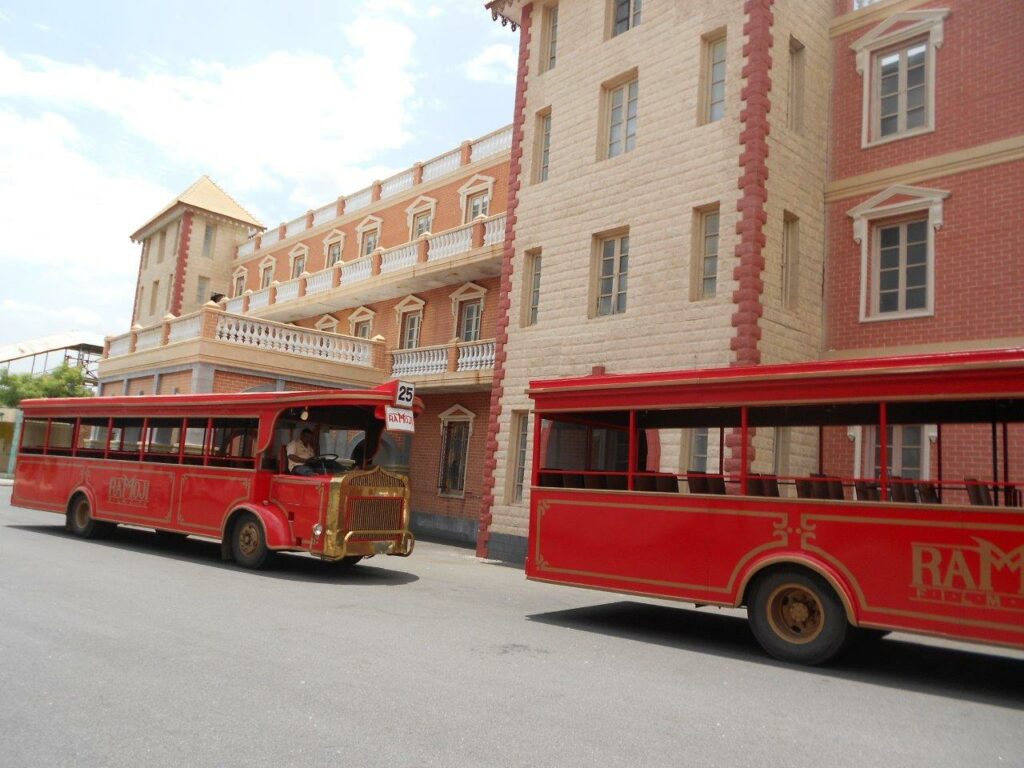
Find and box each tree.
[0,363,94,407]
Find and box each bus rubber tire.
[336,555,363,569]
[67,495,98,539]
[231,513,270,570]
[747,568,848,666]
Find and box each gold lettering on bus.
[910,538,1024,612]
[109,476,150,507]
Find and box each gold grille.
[349,497,404,531]
[348,466,405,488]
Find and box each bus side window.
[77,418,110,457]
[182,419,208,466]
[110,418,144,461]
[209,418,258,468]
[19,419,48,455]
[143,418,183,464]
[47,418,76,457]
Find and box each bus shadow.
[6,523,419,586]
[527,601,1024,710]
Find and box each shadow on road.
[527,601,1024,710]
[6,522,419,586]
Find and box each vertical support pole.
[1002,421,1009,507]
[991,420,1000,506]
[531,413,542,488]
[627,411,637,491]
[718,426,725,476]
[879,403,889,501]
[817,425,824,475]
[740,407,749,495]
[936,424,943,503]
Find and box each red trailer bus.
[525,348,1024,664]
[11,380,422,569]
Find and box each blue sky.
[0,0,517,346]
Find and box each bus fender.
[66,485,99,524]
[735,553,861,626]
[220,504,292,558]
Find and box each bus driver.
[287,429,317,475]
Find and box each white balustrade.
[484,213,506,246]
[422,150,461,182]
[457,340,496,372]
[168,314,202,343]
[381,170,414,198]
[215,315,374,367]
[853,0,881,8]
[312,202,336,227]
[341,256,372,284]
[275,278,300,303]
[237,240,255,258]
[249,287,271,310]
[471,125,513,161]
[305,269,334,295]
[261,228,281,248]
[428,224,473,262]
[285,215,307,238]
[346,188,372,213]
[225,296,245,314]
[381,242,418,274]
[391,346,448,377]
[135,325,163,351]
[108,334,131,357]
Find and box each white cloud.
[462,44,517,85]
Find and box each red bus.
[525,348,1024,664]
[11,381,422,569]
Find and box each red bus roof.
[528,347,1024,412]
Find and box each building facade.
[98,0,1022,561]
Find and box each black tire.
[231,513,270,569]
[747,568,849,665]
[67,495,98,539]
[336,555,363,570]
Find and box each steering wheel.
[306,453,338,464]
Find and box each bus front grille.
[348,497,404,531]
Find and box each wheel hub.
[767,584,824,645]
[238,522,260,557]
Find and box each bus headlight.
[312,524,324,540]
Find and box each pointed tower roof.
[131,175,263,241]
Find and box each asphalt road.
[1,486,1022,768]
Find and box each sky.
[0,0,518,347]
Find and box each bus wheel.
[336,555,363,570]
[748,569,848,666]
[67,496,98,539]
[231,514,269,570]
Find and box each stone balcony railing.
[238,124,513,259]
[390,339,496,378]
[229,212,506,323]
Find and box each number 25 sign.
[394,381,415,408]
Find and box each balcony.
[100,306,496,392]
[234,212,506,324]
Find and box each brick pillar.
[413,162,424,185]
[129,324,142,353]
[371,181,382,202]
[371,249,383,276]
[417,235,430,263]
[305,210,314,229]
[298,274,308,298]
[336,196,346,217]
[460,140,472,166]
[471,217,486,248]
[332,265,342,288]
[161,314,175,346]
[447,339,460,372]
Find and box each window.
[157,230,166,264]
[542,4,559,72]
[875,219,927,315]
[606,78,638,159]
[314,314,339,334]
[595,233,628,317]
[291,254,306,279]
[690,428,709,472]
[348,306,376,338]
[195,276,210,305]
[202,223,216,258]
[867,425,928,480]
[144,418,182,460]
[788,38,805,133]
[326,240,342,267]
[847,184,946,322]
[781,212,799,310]
[233,273,246,298]
[702,34,727,124]
[141,241,149,270]
[166,276,173,310]
[851,10,946,146]
[466,191,490,223]
[524,250,542,326]
[611,0,641,37]
[412,211,432,238]
[509,411,531,502]
[260,265,274,289]
[457,299,482,342]
[149,280,159,315]
[438,405,475,497]
[354,320,372,339]
[361,229,379,257]
[400,311,422,349]
[693,207,720,299]
[535,110,552,183]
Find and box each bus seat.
[687,472,708,494]
[706,475,727,495]
[583,474,607,490]
[563,473,584,489]
[605,474,628,490]
[539,471,564,488]
[855,480,879,501]
[634,475,658,492]
[827,477,845,501]
[890,477,916,503]
[965,478,993,506]
[761,475,780,497]
[655,475,680,493]
[796,478,815,499]
[917,482,939,504]
[746,474,765,497]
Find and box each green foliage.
[0,363,94,407]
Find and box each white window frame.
[201,222,216,259]
[787,37,805,134]
[458,175,496,224]
[231,268,247,298]
[605,76,639,159]
[691,205,720,300]
[288,244,309,280]
[356,216,382,258]
[314,314,339,333]
[405,196,437,240]
[852,424,935,481]
[195,275,210,305]
[781,212,799,311]
[322,229,346,267]
[593,231,629,317]
[610,0,641,38]
[847,184,948,322]
[701,33,727,125]
[348,306,376,338]
[523,249,542,327]
[535,109,552,183]
[438,405,476,498]
[259,256,276,289]
[507,410,532,503]
[450,282,487,342]
[541,3,558,73]
[395,295,426,350]
[851,9,947,148]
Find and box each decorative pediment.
[355,215,383,233]
[322,228,345,246]
[394,294,425,320]
[438,404,476,424]
[404,195,437,215]
[847,185,949,243]
[458,174,495,196]
[288,243,309,258]
[449,282,487,316]
[851,9,948,74]
[314,314,338,332]
[347,306,376,336]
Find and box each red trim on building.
[727,0,774,473]
[169,210,194,317]
[476,2,533,558]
